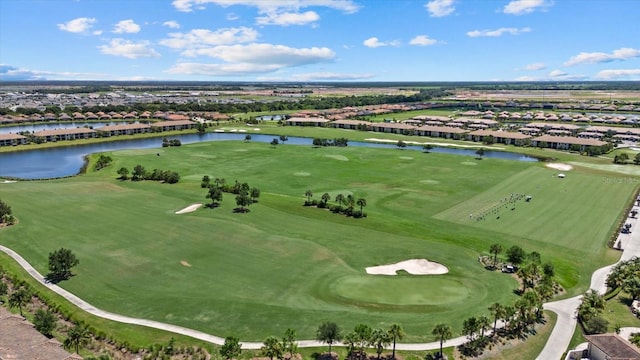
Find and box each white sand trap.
[214,129,225,132]
[175,203,203,214]
[230,129,238,132]
[546,163,573,171]
[1,180,17,184]
[253,128,261,131]
[325,155,349,161]
[399,156,413,160]
[180,260,192,267]
[239,129,246,132]
[461,161,477,166]
[366,259,448,275]
[294,171,311,176]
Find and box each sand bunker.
[294,171,311,176]
[546,163,573,171]
[399,156,413,160]
[175,203,203,214]
[180,260,192,267]
[366,259,449,275]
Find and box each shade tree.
[46,248,79,283]
[316,321,342,354]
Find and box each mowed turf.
[0,141,635,342]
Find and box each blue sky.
[1,0,639,82]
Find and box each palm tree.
[489,243,502,268]
[488,302,505,335]
[356,198,367,214]
[305,189,313,203]
[370,328,391,360]
[335,194,344,206]
[476,147,485,159]
[321,192,331,205]
[316,321,342,354]
[345,194,355,211]
[250,187,261,203]
[64,324,91,354]
[8,287,30,316]
[353,324,372,360]
[423,144,433,153]
[261,336,283,360]
[387,323,405,360]
[283,328,297,360]
[477,315,491,338]
[432,323,452,360]
[271,138,279,147]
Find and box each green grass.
[0,140,636,343]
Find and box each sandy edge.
[546,163,573,171]
[175,203,203,214]
[366,259,449,275]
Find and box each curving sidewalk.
[536,202,640,360]
[0,244,466,351]
[3,199,640,357]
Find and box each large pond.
[0,132,538,179]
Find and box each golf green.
[0,140,635,341]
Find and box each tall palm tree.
[387,323,405,360]
[64,324,91,354]
[305,189,313,203]
[431,323,452,360]
[489,243,502,268]
[8,287,30,316]
[335,194,344,206]
[477,315,491,338]
[261,336,283,360]
[356,198,367,213]
[370,328,391,360]
[321,192,331,205]
[488,302,505,335]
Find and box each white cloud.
[93,30,103,36]
[99,39,160,59]
[467,27,531,37]
[0,64,106,80]
[409,35,438,46]
[596,69,640,80]
[524,62,546,71]
[160,27,258,51]
[514,76,538,81]
[172,0,360,14]
[163,20,181,29]
[548,69,586,80]
[564,47,640,66]
[57,17,96,33]
[190,43,334,65]
[503,0,548,15]
[113,19,141,34]
[226,13,239,21]
[167,43,335,76]
[259,72,375,81]
[425,0,455,17]
[363,37,400,48]
[256,11,320,26]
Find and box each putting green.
[330,275,470,306]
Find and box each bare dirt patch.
[175,203,203,214]
[546,163,573,171]
[366,259,448,275]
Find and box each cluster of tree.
[202,176,260,212]
[312,137,349,147]
[457,291,547,357]
[606,257,640,302]
[304,190,367,218]
[161,138,182,147]
[613,152,640,165]
[578,290,608,334]
[118,165,180,184]
[94,154,113,171]
[489,244,558,297]
[314,322,408,360]
[258,328,299,360]
[0,199,16,226]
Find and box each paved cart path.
[3,203,640,356]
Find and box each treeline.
[0,88,447,116]
[117,164,180,184]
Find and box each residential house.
[0,133,28,146]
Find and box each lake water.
[0,133,538,179]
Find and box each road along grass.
[0,140,635,342]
